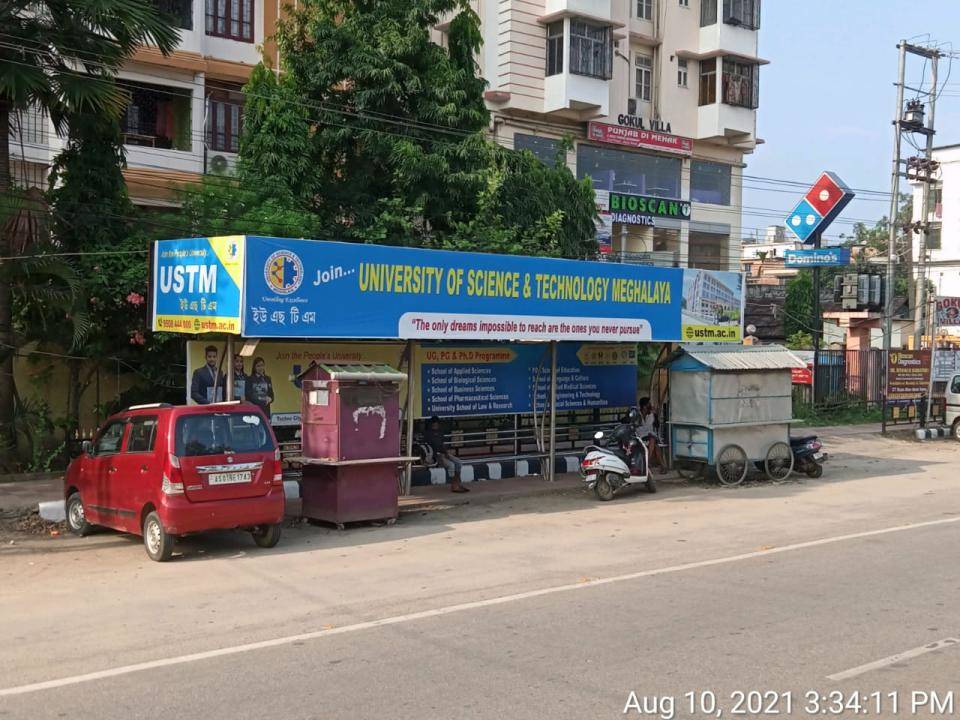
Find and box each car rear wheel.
[252,523,282,549]
[66,493,92,537]
[143,511,175,562]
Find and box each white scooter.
[579,426,657,501]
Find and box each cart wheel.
[676,462,703,481]
[715,444,748,487]
[764,442,794,481]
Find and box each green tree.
[237,0,598,256]
[784,270,814,338]
[0,0,179,448]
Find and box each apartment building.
[459,0,765,270]
[911,144,956,297]
[10,0,278,206]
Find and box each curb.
[915,427,951,441]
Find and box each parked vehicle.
[579,423,657,501]
[789,435,827,478]
[64,402,285,561]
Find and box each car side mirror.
[82,440,93,456]
[594,431,604,440]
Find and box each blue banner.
[419,343,637,417]
[783,248,851,268]
[241,237,744,342]
[152,236,245,334]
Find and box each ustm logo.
[265,250,304,295]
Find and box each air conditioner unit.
[208,154,229,174]
[869,275,882,308]
[857,275,870,306]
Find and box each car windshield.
[175,412,274,457]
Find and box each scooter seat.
[790,435,818,445]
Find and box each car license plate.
[813,453,824,461]
[208,471,252,485]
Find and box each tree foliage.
[784,270,814,339]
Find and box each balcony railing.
[154,0,192,30]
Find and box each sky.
[743,0,960,244]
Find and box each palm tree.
[0,0,179,450]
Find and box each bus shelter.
[152,236,745,491]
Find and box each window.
[176,412,275,457]
[723,0,761,29]
[577,144,682,199]
[127,417,159,453]
[514,134,563,166]
[677,58,689,87]
[206,83,244,153]
[951,375,960,395]
[722,58,759,108]
[691,161,732,205]
[206,0,253,42]
[94,422,126,456]
[153,0,192,30]
[635,54,652,102]
[679,0,689,6]
[546,21,564,76]
[927,225,942,250]
[121,81,192,151]
[699,57,717,106]
[569,20,613,80]
[637,0,653,20]
[700,0,717,26]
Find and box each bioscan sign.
[608,193,692,227]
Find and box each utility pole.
[883,41,941,432]
[882,42,906,434]
[913,49,941,349]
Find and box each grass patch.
[793,403,882,426]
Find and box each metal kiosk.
[294,362,415,528]
[666,345,806,486]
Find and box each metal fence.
[811,349,885,407]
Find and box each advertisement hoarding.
[935,297,960,328]
[886,350,932,401]
[242,237,745,343]
[152,236,244,334]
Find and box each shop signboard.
[586,121,693,157]
[418,343,637,417]
[242,237,745,343]
[608,193,691,226]
[791,366,813,385]
[935,297,960,328]
[152,236,244,334]
[783,248,851,268]
[886,350,931,400]
[933,350,959,382]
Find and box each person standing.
[232,353,249,402]
[637,397,666,473]
[424,416,468,493]
[190,345,225,404]
[247,357,275,419]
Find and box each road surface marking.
[2,515,959,698]
[827,638,960,681]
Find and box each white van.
[946,375,960,437]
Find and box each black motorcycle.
[790,435,827,478]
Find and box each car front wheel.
[66,493,92,537]
[143,511,175,562]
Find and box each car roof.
[110,402,265,422]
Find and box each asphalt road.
[2,428,960,719]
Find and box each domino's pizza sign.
[785,172,855,244]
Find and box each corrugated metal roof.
[319,363,406,381]
[677,344,807,371]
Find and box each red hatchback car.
[64,402,285,561]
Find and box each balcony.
[204,82,244,175]
[120,81,203,174]
[542,16,618,118]
[694,57,759,145]
[153,0,192,30]
[543,0,612,23]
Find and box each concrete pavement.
[1,426,959,718]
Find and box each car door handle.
[108,467,118,473]
[140,465,149,473]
